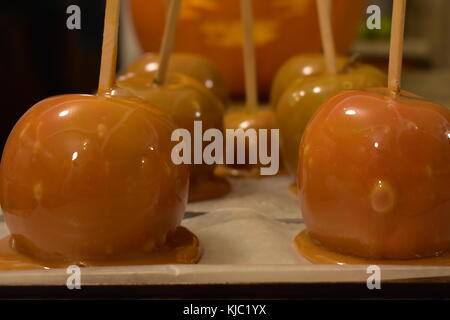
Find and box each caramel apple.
[116,72,230,202]
[218,0,281,178]
[270,54,348,107]
[123,52,229,106]
[276,63,386,177]
[219,108,279,178]
[0,0,201,270]
[296,88,450,260]
[295,0,450,264]
[0,93,200,265]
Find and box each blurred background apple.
[123,52,229,106]
[276,63,386,177]
[116,71,229,202]
[270,54,348,107]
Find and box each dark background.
[0,1,108,155]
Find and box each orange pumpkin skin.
[130,0,366,97]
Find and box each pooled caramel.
[295,231,450,266]
[0,227,201,270]
[0,93,201,267]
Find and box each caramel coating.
[298,89,450,259]
[116,72,230,202]
[276,63,387,177]
[123,53,229,106]
[0,94,189,263]
[271,55,348,107]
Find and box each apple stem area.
[388,0,407,95]
[340,53,360,74]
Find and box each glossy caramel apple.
[297,89,450,260]
[116,72,230,202]
[123,53,229,106]
[0,93,199,265]
[276,63,386,177]
[218,108,280,178]
[270,55,348,107]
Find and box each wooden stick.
[240,0,259,113]
[316,0,337,75]
[388,0,407,94]
[154,0,182,85]
[98,0,121,94]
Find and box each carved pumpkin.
[130,0,366,97]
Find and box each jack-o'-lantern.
[130,0,366,97]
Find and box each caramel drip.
[295,231,450,266]
[188,173,230,202]
[0,227,201,271]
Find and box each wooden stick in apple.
[240,0,259,113]
[98,0,121,95]
[388,0,407,94]
[154,0,182,85]
[316,0,338,75]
